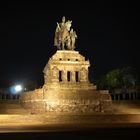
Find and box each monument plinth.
[20,17,112,113]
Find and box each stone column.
[86,69,89,82]
[51,66,59,82]
[71,71,75,82]
[62,71,67,82]
[80,68,88,82]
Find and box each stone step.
[1,114,140,125]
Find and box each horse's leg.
[62,42,65,50]
[58,40,61,50]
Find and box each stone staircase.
[0,100,29,114]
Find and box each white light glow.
[15,85,22,92]
[10,84,23,94]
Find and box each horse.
[54,20,72,50]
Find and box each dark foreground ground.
[0,126,140,140]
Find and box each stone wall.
[20,88,112,114]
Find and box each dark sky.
[0,1,140,87]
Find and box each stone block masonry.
[20,51,112,114]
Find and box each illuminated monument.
[20,17,112,113]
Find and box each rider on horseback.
[54,16,77,50]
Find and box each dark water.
[0,128,140,140]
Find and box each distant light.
[10,84,23,94]
[15,85,22,92]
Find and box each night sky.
[0,1,140,88]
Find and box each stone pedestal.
[43,50,90,84]
[20,50,112,114]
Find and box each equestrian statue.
[54,16,77,50]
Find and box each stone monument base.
[20,50,112,114]
[20,85,112,114]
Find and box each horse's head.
[65,20,72,31]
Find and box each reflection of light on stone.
[48,101,56,107]
[50,102,54,106]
